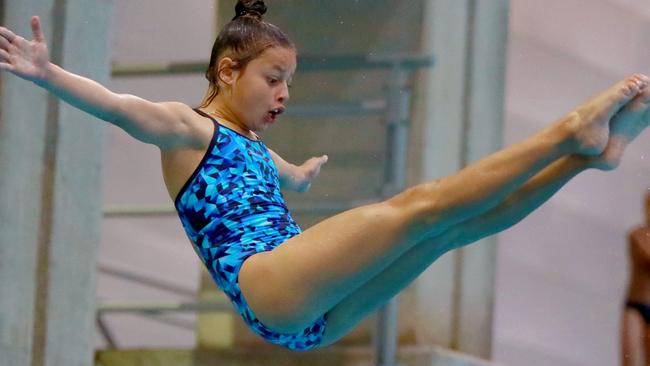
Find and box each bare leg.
[239,75,647,333]
[319,88,650,345]
[319,155,588,345]
[622,308,645,366]
[644,324,650,366]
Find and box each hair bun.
[233,0,267,21]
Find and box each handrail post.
[376,63,411,366]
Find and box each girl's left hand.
[294,155,328,192]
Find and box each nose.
[277,82,290,103]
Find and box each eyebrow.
[270,64,295,77]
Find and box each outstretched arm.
[268,148,328,192]
[0,16,197,150]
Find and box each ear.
[217,57,240,86]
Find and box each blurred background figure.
[622,191,650,366]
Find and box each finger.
[314,156,327,166]
[0,48,11,62]
[31,16,44,42]
[4,41,18,55]
[0,36,9,50]
[0,26,18,43]
[308,155,328,164]
[0,61,15,73]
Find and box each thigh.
[238,197,441,332]
[318,225,461,346]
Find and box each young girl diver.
[3,0,650,351]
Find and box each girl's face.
[228,46,296,131]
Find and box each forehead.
[252,47,297,74]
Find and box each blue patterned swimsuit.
[174,110,327,351]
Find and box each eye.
[267,77,279,85]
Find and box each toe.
[641,89,650,104]
[614,75,648,106]
[631,73,649,87]
[627,89,650,112]
[624,77,643,96]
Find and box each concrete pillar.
[414,0,509,358]
[412,0,473,350]
[0,2,52,364]
[0,1,113,365]
[456,1,509,356]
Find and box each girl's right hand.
[0,16,51,83]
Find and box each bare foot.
[567,74,649,156]
[588,88,650,170]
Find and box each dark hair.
[200,0,295,108]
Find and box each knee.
[385,182,462,240]
[386,181,444,221]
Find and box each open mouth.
[267,107,285,122]
[269,107,285,118]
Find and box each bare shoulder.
[158,103,216,200]
[629,226,650,246]
[630,226,648,236]
[158,101,196,129]
[630,226,642,240]
[157,102,212,150]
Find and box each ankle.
[548,111,582,154]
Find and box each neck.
[201,96,253,136]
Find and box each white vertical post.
[41,2,113,364]
[415,0,473,348]
[0,1,114,365]
[415,0,509,358]
[456,0,509,357]
[0,1,55,365]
